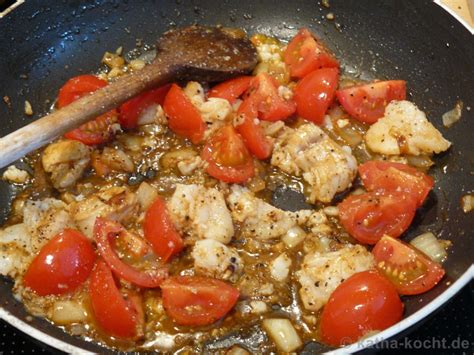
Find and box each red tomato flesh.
[338,191,417,244]
[294,67,339,124]
[202,125,255,183]
[143,197,184,262]
[336,80,406,124]
[23,229,95,296]
[58,75,117,145]
[163,83,206,144]
[161,276,239,326]
[89,260,142,338]
[320,270,403,346]
[359,160,434,207]
[119,84,170,129]
[245,73,296,122]
[373,235,445,295]
[94,217,167,288]
[208,76,253,104]
[284,28,339,79]
[235,97,273,159]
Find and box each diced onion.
[442,101,463,128]
[461,194,473,213]
[51,300,88,325]
[410,232,448,263]
[226,346,250,355]
[262,318,303,352]
[282,226,306,248]
[406,155,434,170]
[136,182,158,211]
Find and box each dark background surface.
[0,280,472,354]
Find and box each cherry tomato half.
[94,217,168,288]
[143,197,184,262]
[320,270,403,346]
[201,125,255,183]
[208,76,253,104]
[336,80,406,124]
[294,67,339,124]
[161,276,239,326]
[284,28,339,79]
[338,191,417,244]
[235,97,273,159]
[372,235,445,295]
[23,229,95,296]
[244,73,296,122]
[89,260,143,338]
[358,160,434,207]
[58,75,118,145]
[119,84,170,129]
[163,83,206,144]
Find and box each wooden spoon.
[0,25,257,168]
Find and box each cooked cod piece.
[168,184,234,244]
[0,224,31,277]
[69,186,138,239]
[23,198,75,252]
[227,185,333,242]
[365,100,451,156]
[296,244,375,312]
[41,139,91,189]
[271,124,357,203]
[2,165,29,184]
[192,239,242,281]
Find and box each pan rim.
[0,266,472,353]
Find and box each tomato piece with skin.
[284,28,339,79]
[163,83,206,144]
[58,75,118,145]
[119,84,171,129]
[245,73,296,122]
[236,97,273,159]
[338,191,417,244]
[89,260,143,338]
[23,229,96,296]
[359,160,434,207]
[294,67,339,124]
[336,80,406,124]
[373,235,445,295]
[143,197,184,262]
[320,270,403,346]
[201,125,255,183]
[161,276,240,326]
[94,217,168,288]
[208,76,253,104]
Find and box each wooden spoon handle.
[0,59,177,169]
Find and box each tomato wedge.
[58,75,118,145]
[372,235,445,295]
[163,83,206,144]
[284,28,339,79]
[294,67,339,124]
[208,76,253,104]
[202,125,255,183]
[161,276,239,326]
[94,217,168,288]
[235,97,273,159]
[23,229,95,296]
[244,73,296,122]
[119,84,170,129]
[89,260,142,338]
[143,197,184,262]
[336,80,406,124]
[359,160,434,207]
[338,191,417,244]
[320,270,403,346]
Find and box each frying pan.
[0,0,472,353]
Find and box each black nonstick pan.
[0,0,472,353]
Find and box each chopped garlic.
[2,165,29,184]
[24,100,33,116]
